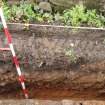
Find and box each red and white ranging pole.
[0,7,29,99]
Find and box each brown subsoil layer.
[0,60,105,100]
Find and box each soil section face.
[0,24,105,99]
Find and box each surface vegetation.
[2,1,105,27]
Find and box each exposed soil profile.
[1,61,105,100]
[0,24,105,100]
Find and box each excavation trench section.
[0,24,105,100]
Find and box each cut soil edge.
[0,23,105,100]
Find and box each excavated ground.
[0,24,105,100]
[0,61,105,100]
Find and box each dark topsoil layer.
[0,24,105,100]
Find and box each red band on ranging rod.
[13,56,19,67]
[18,75,25,83]
[23,89,28,95]
[4,28,12,43]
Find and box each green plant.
[11,5,21,21]
[62,5,105,27]
[2,3,11,20]
[42,13,53,23]
[21,3,35,21]
[87,10,105,27]
[3,1,36,22]
[2,1,105,28]
[63,5,87,26]
[11,2,35,22]
[65,48,77,63]
[34,13,43,22]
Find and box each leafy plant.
[11,5,22,21]
[63,5,87,26]
[2,1,36,22]
[35,13,43,22]
[42,13,53,23]
[2,3,11,20]
[62,5,105,27]
[65,48,77,63]
[87,10,105,27]
[20,3,35,21]
[11,2,35,22]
